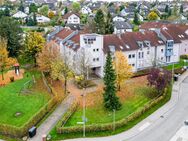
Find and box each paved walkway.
[28,94,75,141]
[63,71,188,141]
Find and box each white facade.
[36,15,50,23]
[81,6,92,15]
[114,28,132,34]
[67,14,80,24]
[113,16,125,22]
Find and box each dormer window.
[144,40,150,47]
[137,41,143,48]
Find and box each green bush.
[180,55,188,60]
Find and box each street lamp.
[113,109,116,132]
[81,88,86,137]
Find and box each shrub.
[180,55,188,60]
[9,76,14,82]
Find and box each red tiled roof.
[140,22,169,30]
[54,28,73,40]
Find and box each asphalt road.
[128,77,188,141]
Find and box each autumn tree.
[0,38,17,80]
[103,52,121,111]
[48,11,55,19]
[114,51,133,91]
[37,42,59,74]
[51,54,73,95]
[147,68,171,96]
[24,32,45,65]
[148,11,159,21]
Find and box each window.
[161,57,163,60]
[93,58,95,62]
[96,58,99,61]
[128,54,131,58]
[185,49,187,52]
[132,54,135,58]
[93,49,95,52]
[147,51,150,55]
[142,52,144,58]
[161,49,163,53]
[132,64,135,67]
[96,48,99,51]
[138,52,141,59]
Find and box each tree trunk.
[64,78,67,95]
[1,69,4,80]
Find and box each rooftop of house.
[114,21,133,29]
[63,12,80,19]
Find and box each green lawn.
[0,71,51,127]
[65,86,152,127]
[164,59,185,70]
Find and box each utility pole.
[113,109,116,131]
[82,88,86,137]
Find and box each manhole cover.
[14,112,22,117]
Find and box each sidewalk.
[28,94,75,141]
[63,71,188,141]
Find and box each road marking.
[170,126,188,141]
[139,122,151,131]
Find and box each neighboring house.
[36,15,50,23]
[81,6,92,15]
[113,21,133,34]
[113,16,126,22]
[139,21,170,32]
[63,12,80,25]
[12,11,28,19]
[47,24,188,78]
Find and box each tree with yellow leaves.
[51,55,73,94]
[114,51,133,91]
[0,38,17,80]
[48,11,55,19]
[148,11,159,21]
[37,42,59,74]
[24,32,45,65]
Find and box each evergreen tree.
[105,12,114,34]
[103,52,121,111]
[29,3,38,13]
[33,12,37,26]
[168,8,172,16]
[180,5,183,14]
[64,6,68,14]
[165,5,169,13]
[133,12,139,25]
[0,17,22,57]
[94,9,105,34]
[4,7,10,16]
[18,0,24,12]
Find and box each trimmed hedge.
[56,88,169,134]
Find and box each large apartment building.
[47,24,188,77]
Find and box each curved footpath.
[64,71,188,141]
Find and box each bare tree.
[75,48,91,81]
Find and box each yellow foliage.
[48,11,55,19]
[148,11,159,21]
[114,51,133,90]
